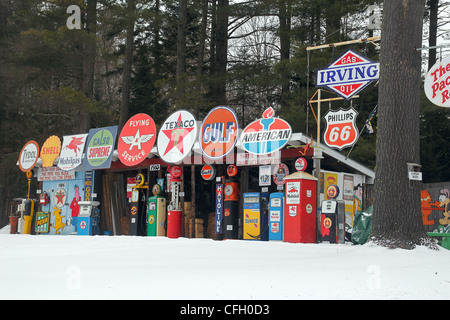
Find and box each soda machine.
[167,166,183,238]
[243,192,269,241]
[147,184,166,236]
[283,171,318,243]
[269,192,284,241]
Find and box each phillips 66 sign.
[323,107,359,150]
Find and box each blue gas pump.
[269,192,284,241]
[77,201,99,236]
[243,192,269,241]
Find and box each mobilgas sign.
[240,107,292,155]
[316,49,379,100]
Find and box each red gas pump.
[284,171,318,243]
[167,166,183,238]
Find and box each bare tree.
[372,0,427,249]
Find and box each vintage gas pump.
[129,173,149,236]
[147,184,166,236]
[243,192,269,241]
[320,185,345,244]
[269,192,284,241]
[77,201,100,236]
[167,166,183,238]
[222,165,240,239]
[18,199,35,235]
[284,171,318,243]
[19,171,36,234]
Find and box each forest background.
[0,0,449,227]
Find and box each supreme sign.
[425,56,450,107]
[316,49,379,100]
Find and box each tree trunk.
[81,0,96,132]
[428,0,438,70]
[119,0,136,131]
[372,0,426,249]
[278,0,291,109]
[213,0,229,105]
[176,0,187,108]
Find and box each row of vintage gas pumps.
[125,164,346,244]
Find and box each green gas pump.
[147,184,166,236]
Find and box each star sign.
[162,114,195,156]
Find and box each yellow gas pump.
[21,171,35,234]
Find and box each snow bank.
[0,232,449,300]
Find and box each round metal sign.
[200,106,238,160]
[118,113,156,166]
[157,110,197,163]
[18,140,40,172]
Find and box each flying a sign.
[323,107,359,150]
[316,49,380,100]
[118,113,156,166]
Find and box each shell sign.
[425,55,450,107]
[40,135,61,167]
[200,106,238,160]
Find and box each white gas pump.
[78,201,100,236]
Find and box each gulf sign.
[118,113,156,166]
[425,55,450,107]
[316,49,379,100]
[200,106,238,160]
[240,107,292,155]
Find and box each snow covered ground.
[1,225,450,301]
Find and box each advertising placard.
[215,184,224,234]
[316,49,380,100]
[83,126,118,170]
[240,107,292,155]
[200,106,238,160]
[118,113,156,166]
[323,107,359,150]
[58,133,88,171]
[40,135,61,168]
[18,140,39,172]
[157,110,197,163]
[424,55,450,107]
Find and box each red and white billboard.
[323,107,359,150]
[118,113,156,166]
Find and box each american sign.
[240,107,292,155]
[316,49,380,100]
